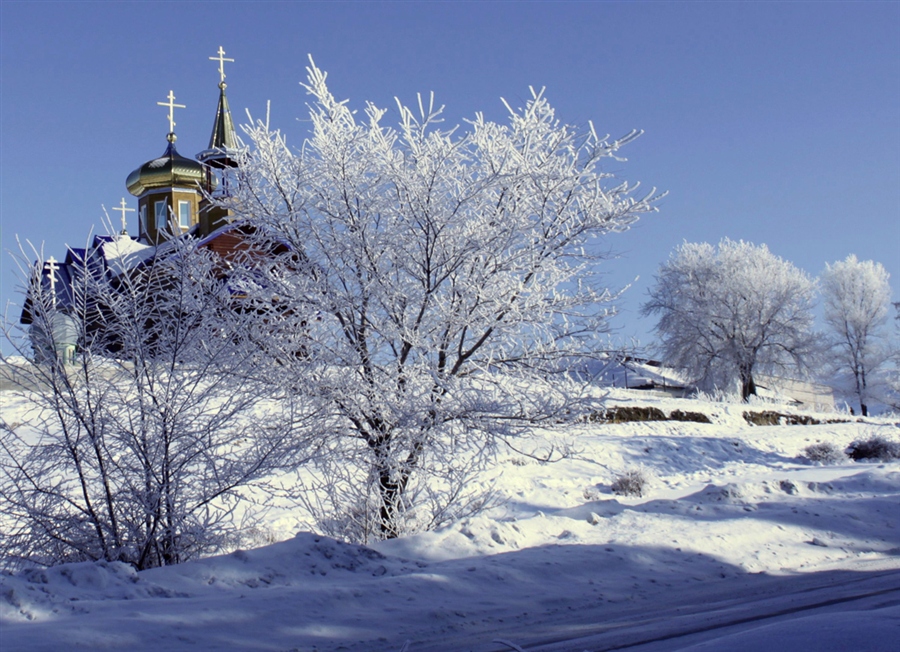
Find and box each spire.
[197,46,241,168]
[208,82,238,153]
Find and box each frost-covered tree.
[642,239,817,401]
[891,303,900,410]
[821,255,893,416]
[222,58,659,540]
[1,235,315,569]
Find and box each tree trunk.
[370,436,402,539]
[377,466,401,539]
[372,433,423,539]
[859,368,869,417]
[740,373,756,402]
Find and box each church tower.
[196,46,242,237]
[126,91,208,244]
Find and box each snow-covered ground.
[3,389,899,651]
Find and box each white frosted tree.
[821,255,893,416]
[222,58,660,540]
[892,303,900,410]
[642,239,817,401]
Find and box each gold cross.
[210,46,234,85]
[113,198,135,234]
[157,90,186,134]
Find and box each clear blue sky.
[2,1,898,351]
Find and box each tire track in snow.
[489,569,900,652]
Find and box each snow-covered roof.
[97,234,156,274]
[592,356,691,391]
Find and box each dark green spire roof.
[197,82,241,169]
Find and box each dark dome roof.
[126,138,213,196]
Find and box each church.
[20,48,260,362]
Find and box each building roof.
[126,138,209,196]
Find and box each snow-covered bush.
[803,442,847,465]
[1,238,316,569]
[846,436,900,462]
[583,485,602,501]
[611,469,647,497]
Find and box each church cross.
[157,90,186,134]
[45,256,59,308]
[113,198,135,234]
[210,46,234,85]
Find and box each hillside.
[2,390,898,651]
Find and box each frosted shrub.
[803,442,846,465]
[583,485,602,501]
[611,469,647,497]
[2,238,314,570]
[846,436,900,462]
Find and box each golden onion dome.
[126,135,215,196]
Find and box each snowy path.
[415,564,900,651]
